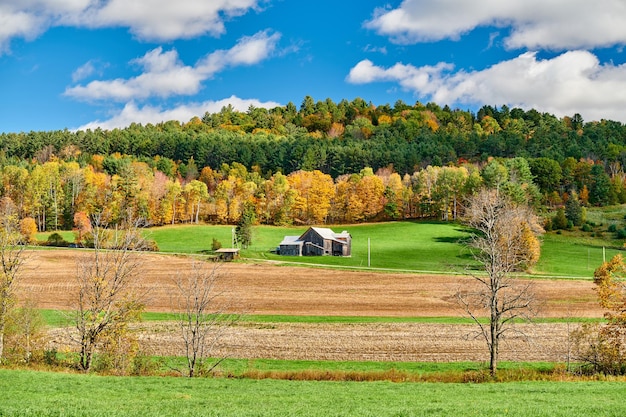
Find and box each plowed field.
[23,250,602,362]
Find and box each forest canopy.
[0,97,624,231]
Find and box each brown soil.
[22,249,602,362]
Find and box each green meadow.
[145,221,625,278]
[38,218,626,278]
[2,369,626,417]
[146,221,477,272]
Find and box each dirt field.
[21,249,603,362]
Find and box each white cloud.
[71,60,96,82]
[366,0,626,50]
[72,0,261,41]
[0,0,260,52]
[347,51,626,123]
[75,96,282,130]
[196,30,281,74]
[0,0,91,52]
[363,44,387,55]
[65,30,280,101]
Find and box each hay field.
[22,250,602,362]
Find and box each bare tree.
[457,188,543,376]
[173,261,240,377]
[73,214,147,372]
[0,198,27,361]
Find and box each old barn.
[279,227,351,257]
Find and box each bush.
[572,322,626,375]
[43,348,59,366]
[211,238,222,251]
[552,208,568,230]
[46,232,69,247]
[581,223,593,232]
[617,228,626,239]
[143,239,159,252]
[543,217,553,231]
[608,224,618,233]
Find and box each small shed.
[214,248,240,262]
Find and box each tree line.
[2,98,626,178]
[0,153,622,233]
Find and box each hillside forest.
[0,97,624,231]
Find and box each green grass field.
[146,221,476,272]
[2,369,625,417]
[145,221,625,278]
[36,207,626,278]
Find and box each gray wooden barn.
[278,227,351,257]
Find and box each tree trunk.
[0,325,4,361]
[490,309,499,377]
[80,342,93,372]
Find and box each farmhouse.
[279,227,351,257]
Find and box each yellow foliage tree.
[19,217,38,244]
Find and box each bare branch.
[455,188,542,376]
[172,260,242,377]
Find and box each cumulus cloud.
[347,51,626,123]
[0,0,90,52]
[366,0,626,50]
[75,95,282,130]
[65,30,280,101]
[71,0,261,41]
[0,0,260,52]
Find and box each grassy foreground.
[2,369,626,417]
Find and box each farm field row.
[20,248,604,365]
[19,250,603,319]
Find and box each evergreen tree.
[565,191,584,226]
[235,202,256,249]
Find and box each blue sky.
[2,0,626,133]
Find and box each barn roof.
[215,248,240,253]
[306,227,351,243]
[279,236,303,246]
[308,227,336,240]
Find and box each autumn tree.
[288,170,334,224]
[173,261,240,377]
[573,254,626,374]
[457,188,543,376]
[3,301,47,364]
[183,180,209,224]
[0,198,27,361]
[72,214,147,372]
[19,217,38,245]
[261,172,296,225]
[73,211,92,246]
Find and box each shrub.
[4,302,48,364]
[143,239,159,252]
[581,223,593,232]
[543,217,553,231]
[43,348,59,366]
[552,208,568,230]
[46,232,69,247]
[211,238,222,251]
[608,224,618,233]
